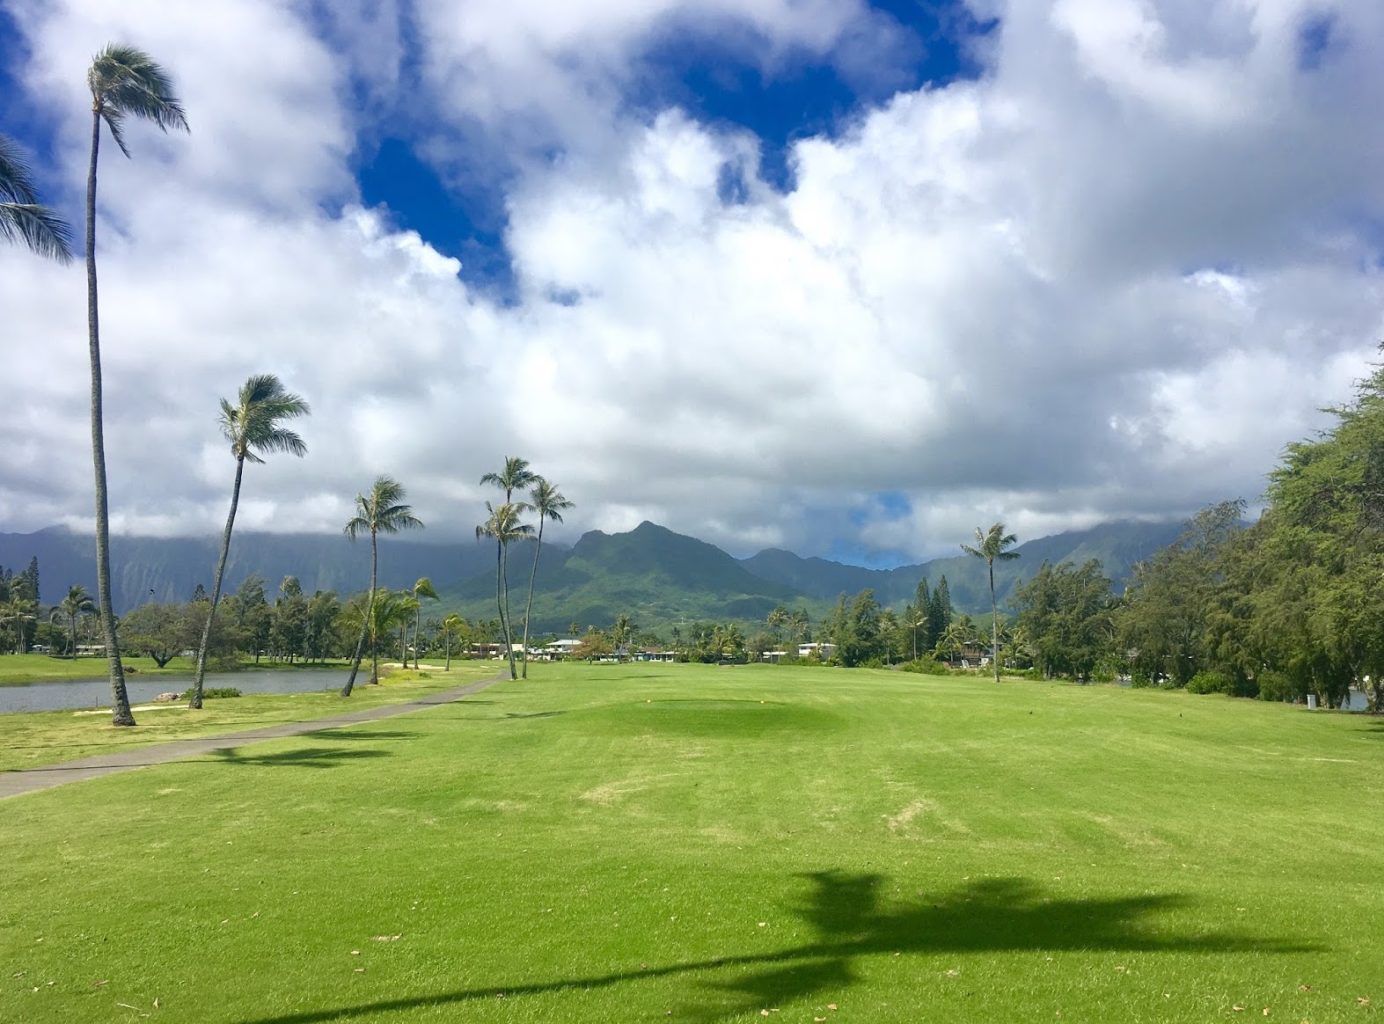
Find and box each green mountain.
[449,521,800,633]
[0,527,495,612]
[3,518,1185,633]
[739,520,1186,613]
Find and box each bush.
[179,687,242,700]
[901,657,951,676]
[1256,670,1303,703]
[1187,671,1233,695]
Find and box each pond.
[0,669,351,714]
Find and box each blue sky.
[2,0,1382,565]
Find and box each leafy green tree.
[270,576,309,662]
[612,613,637,658]
[961,523,1020,682]
[0,133,72,261]
[342,476,423,695]
[475,501,533,679]
[305,590,342,663]
[190,374,308,708]
[1117,502,1242,688]
[926,576,952,651]
[1013,560,1117,680]
[52,584,95,657]
[520,478,572,678]
[84,44,189,726]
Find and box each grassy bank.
[0,653,383,686]
[1,663,1380,1022]
[0,663,498,773]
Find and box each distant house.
[798,642,836,659]
[540,639,583,661]
[760,650,788,664]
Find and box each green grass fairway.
[2,665,1381,1023]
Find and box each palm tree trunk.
[190,455,245,708]
[369,531,380,683]
[520,521,545,679]
[342,531,377,697]
[412,606,421,670]
[444,633,452,671]
[494,539,516,679]
[85,106,134,727]
[69,611,78,658]
[989,562,1000,683]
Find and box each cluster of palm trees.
[475,457,573,680]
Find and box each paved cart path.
[0,672,507,800]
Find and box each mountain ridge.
[0,518,1185,631]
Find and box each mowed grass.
[1,664,1381,1023]
[0,663,499,773]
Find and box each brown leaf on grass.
[1234,1005,1246,1012]
[1298,985,1313,993]
[828,1005,838,1011]
[93,980,108,987]
[371,935,402,942]
[1357,997,1371,1006]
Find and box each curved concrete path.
[0,672,507,801]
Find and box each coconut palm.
[410,577,438,669]
[342,476,423,696]
[0,134,72,261]
[961,522,1021,682]
[440,613,467,671]
[52,584,96,657]
[519,478,572,678]
[480,458,536,658]
[475,501,533,679]
[85,43,189,726]
[188,375,308,708]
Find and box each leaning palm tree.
[519,478,573,678]
[475,501,533,679]
[961,522,1020,682]
[410,577,438,669]
[52,584,96,657]
[440,613,467,671]
[342,476,423,696]
[188,374,308,708]
[85,44,189,726]
[0,134,73,261]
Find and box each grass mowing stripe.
[0,663,1379,1022]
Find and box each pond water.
[0,669,351,714]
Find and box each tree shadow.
[207,745,391,769]
[233,871,1318,1024]
[302,729,415,741]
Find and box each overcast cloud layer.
[2,0,1382,562]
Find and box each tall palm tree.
[0,134,72,261]
[188,374,308,708]
[961,522,1020,682]
[52,584,96,657]
[481,456,534,672]
[475,501,533,679]
[410,577,438,669]
[519,478,572,678]
[342,476,422,696]
[85,44,188,726]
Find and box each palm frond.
[0,135,39,204]
[0,202,74,263]
[89,43,188,158]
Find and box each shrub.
[1256,670,1303,703]
[179,687,241,700]
[1187,671,1233,695]
[901,658,951,676]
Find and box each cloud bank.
[1,0,1381,562]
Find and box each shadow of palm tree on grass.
[235,871,1317,1024]
[208,745,391,769]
